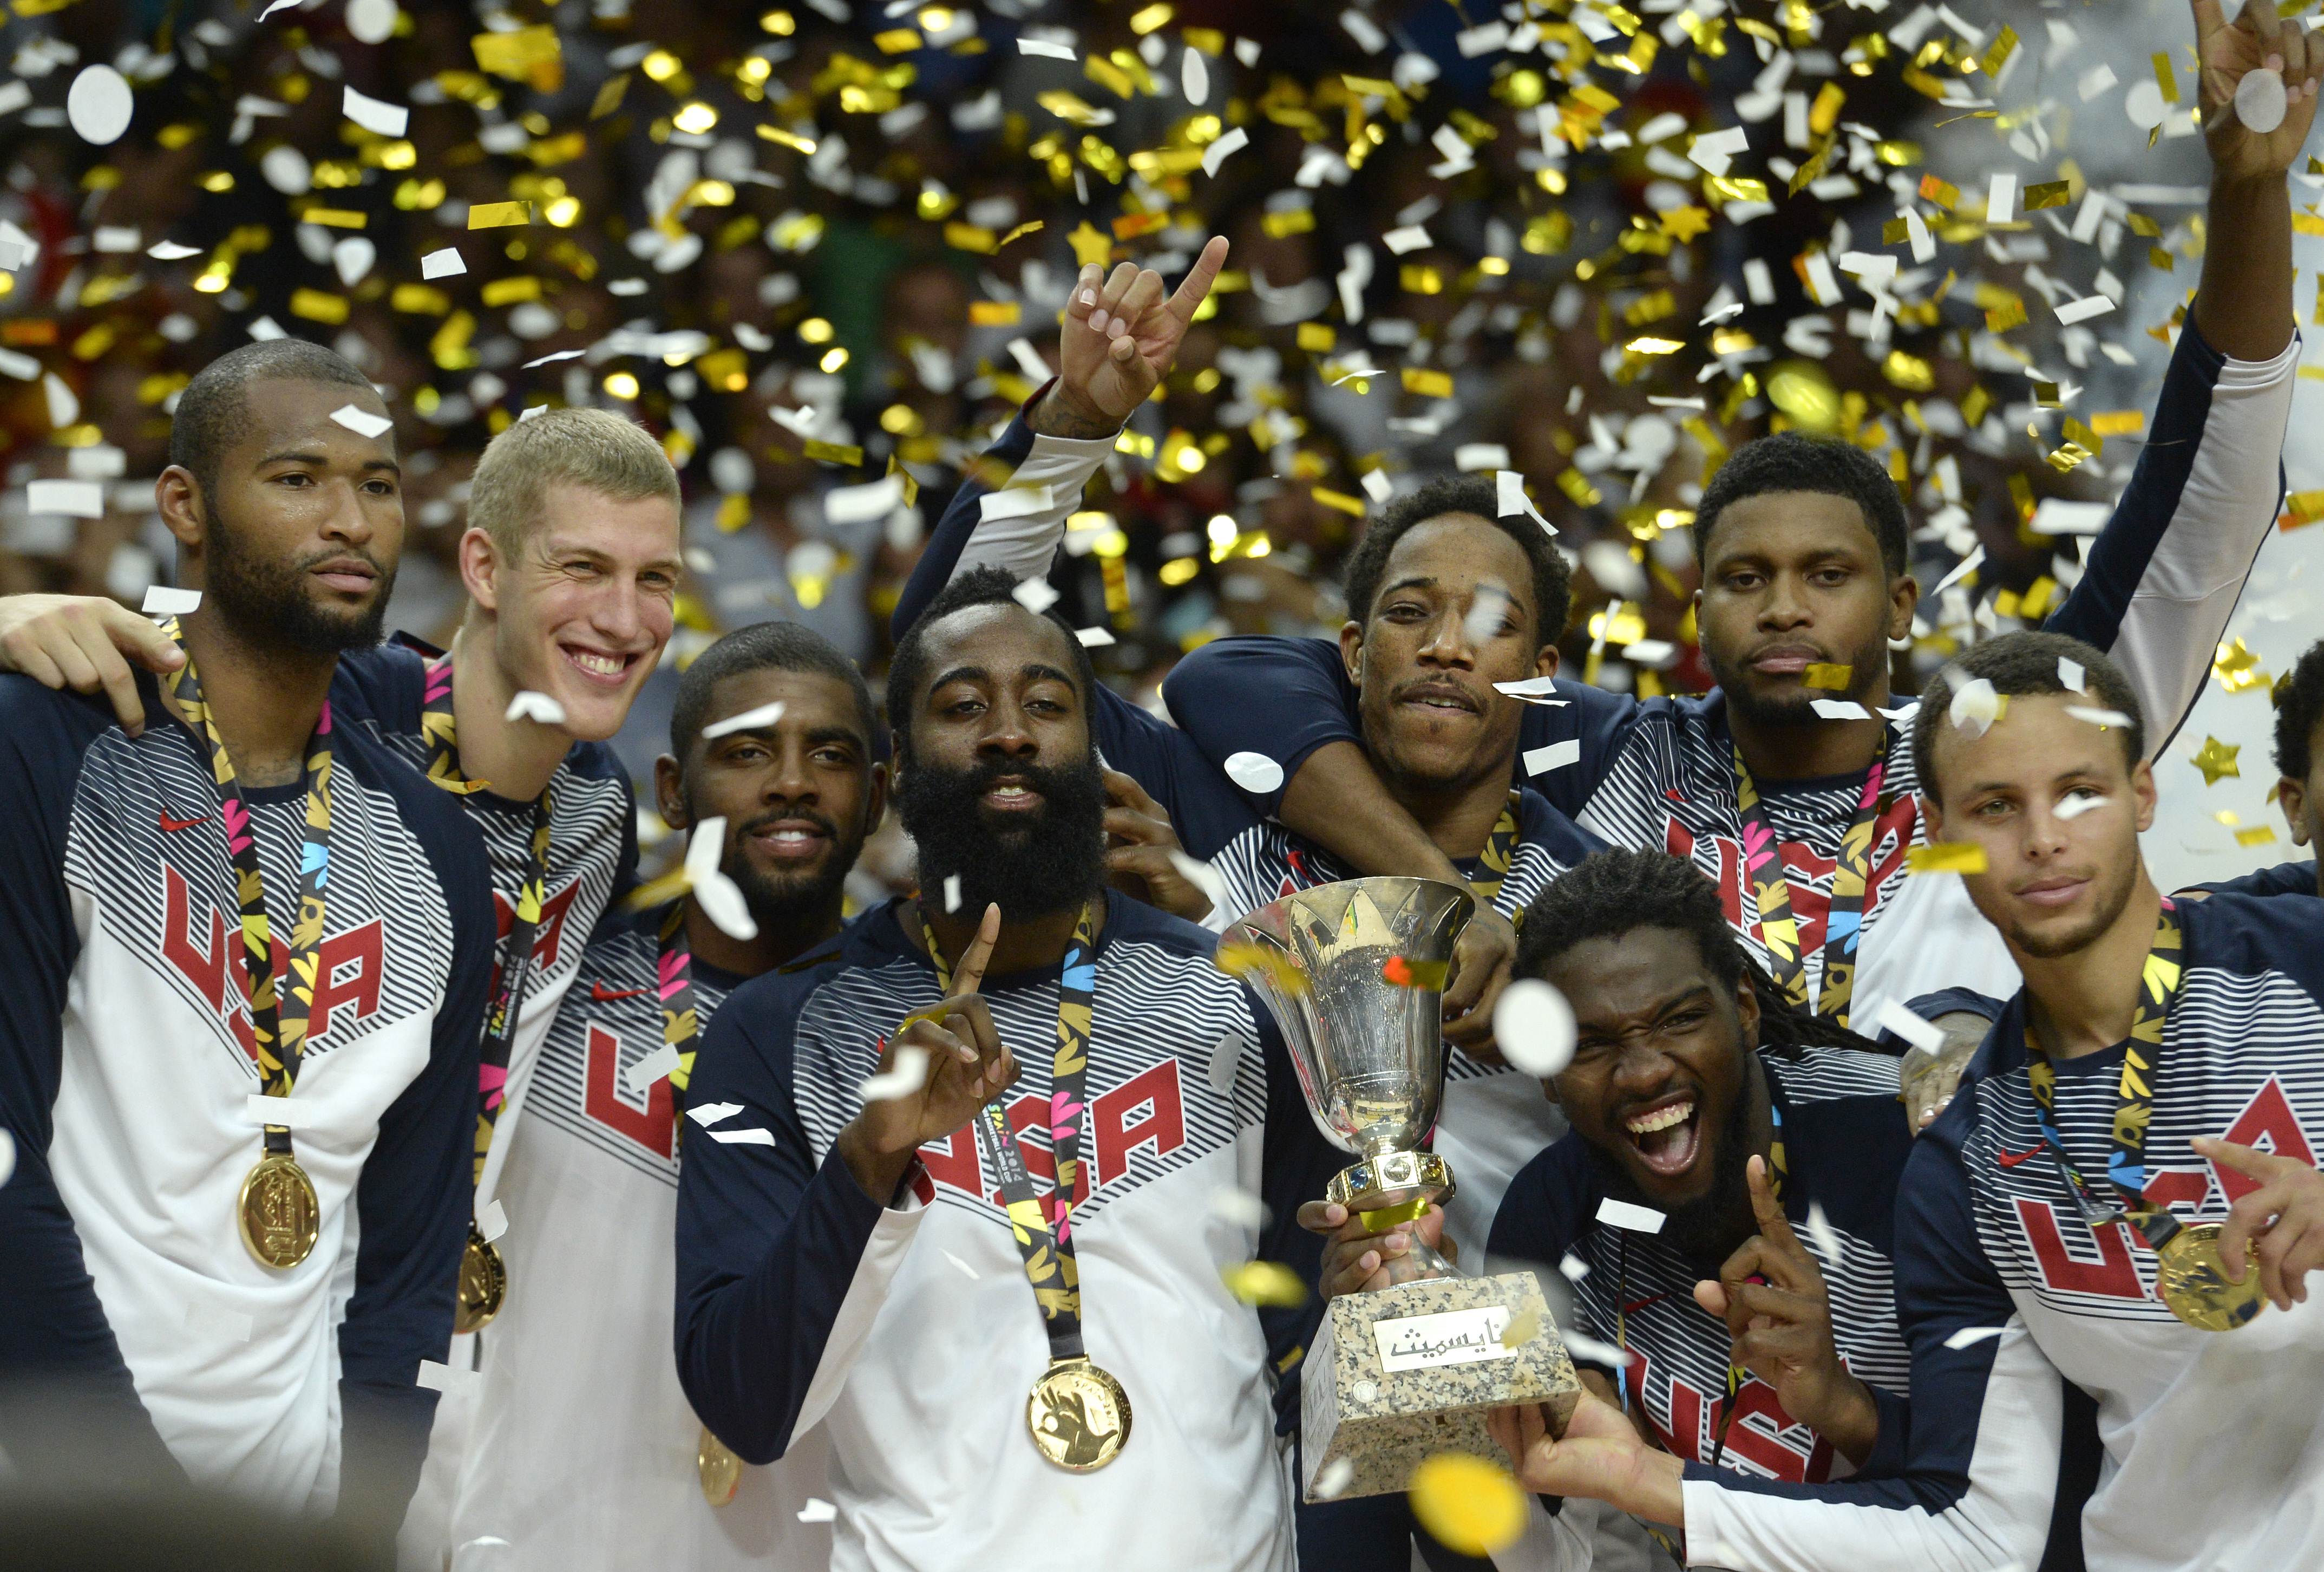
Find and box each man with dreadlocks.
[1307,848,2090,1569]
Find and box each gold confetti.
[2024,180,2071,211]
[468,201,532,230]
[1498,1306,1542,1349]
[2212,638,2266,693]
[1381,956,1450,990]
[1066,221,1112,268]
[1311,487,1366,517]
[802,440,865,467]
[1219,1262,1307,1308]
[1214,941,1312,994]
[1804,663,1854,690]
[1402,368,1454,400]
[1908,844,1989,875]
[1296,323,1335,353]
[967,301,1020,327]
[2235,825,2279,847]
[302,208,367,230]
[2280,489,2324,529]
[2190,736,2241,786]
[289,289,349,324]
[1409,1453,1527,1558]
[2089,411,2145,436]
[473,25,563,89]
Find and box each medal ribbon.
[1465,792,1523,909]
[418,656,555,1186]
[161,620,335,1162]
[2023,902,2185,1249]
[921,903,1099,1360]
[1730,736,1888,1028]
[658,900,706,1100]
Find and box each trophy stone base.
[1300,1271,1579,1504]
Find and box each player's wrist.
[1030,384,1125,441]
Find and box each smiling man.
[1497,631,2324,1571]
[673,569,1341,1572]
[431,620,881,1570]
[0,341,497,1536]
[1157,0,2305,1076]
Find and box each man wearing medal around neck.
[1488,631,2324,1571]
[423,621,885,1571]
[672,576,1344,1570]
[0,341,499,1536]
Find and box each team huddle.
[3,6,2323,1572]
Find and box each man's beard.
[2000,852,2139,960]
[1584,1056,1758,1270]
[1712,631,1888,733]
[893,753,1108,920]
[711,801,871,931]
[206,510,395,656]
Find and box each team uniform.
[2188,858,2316,900]
[1675,891,2324,1572]
[0,669,496,1511]
[674,890,1343,1572]
[1162,323,2300,1035]
[435,903,832,1569]
[326,637,640,1570]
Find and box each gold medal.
[697,1425,743,1506]
[1025,1356,1131,1471]
[238,1151,319,1269]
[454,1225,508,1334]
[2154,1221,2264,1333]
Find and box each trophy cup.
[1225,878,1580,1502]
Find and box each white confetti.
[1075,626,1115,649]
[1168,849,1227,916]
[1200,125,1249,178]
[701,701,786,741]
[476,1198,508,1243]
[520,349,586,370]
[0,1128,13,1189]
[421,246,466,279]
[688,1101,745,1129]
[1313,1457,1358,1500]
[26,479,105,518]
[1340,9,1387,53]
[142,586,202,616]
[1811,699,1875,720]
[1559,1327,1632,1368]
[2234,67,2287,135]
[1947,677,2002,740]
[1182,45,1208,105]
[1224,751,1285,794]
[1462,580,1511,644]
[146,239,201,260]
[2124,79,2167,131]
[505,690,568,726]
[688,817,761,942]
[1017,37,1076,60]
[1494,675,1567,703]
[710,1127,778,1146]
[2057,657,2085,693]
[417,1360,482,1394]
[1524,740,1582,777]
[331,236,376,288]
[858,1046,931,1104]
[2054,295,2114,325]
[341,84,409,138]
[1497,469,1556,534]
[329,403,393,440]
[1559,1251,1590,1283]
[2063,705,2131,731]
[1944,1325,2007,1350]
[347,0,397,45]
[1455,443,1510,472]
[1985,173,2017,224]
[43,373,80,427]
[67,66,133,146]
[1596,1198,1665,1234]
[1874,999,1947,1054]
[1010,576,1060,615]
[942,873,963,913]
[1382,224,1433,255]
[1207,1185,1268,1228]
[1495,979,1576,1078]
[942,1250,980,1280]
[2052,791,2111,821]
[798,1498,839,1523]
[623,1042,684,1097]
[1803,1201,1843,1266]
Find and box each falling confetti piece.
[67,66,134,146]
[1907,844,1990,875]
[1408,1452,1527,1557]
[505,691,567,726]
[1874,1000,1946,1054]
[1804,1201,1843,1265]
[1804,663,1854,691]
[858,1046,932,1104]
[1495,979,1576,1077]
[1945,1326,2007,1350]
[2234,67,2288,136]
[797,1498,839,1524]
[1596,1198,1665,1234]
[686,817,761,942]
[329,405,393,440]
[2189,737,2241,787]
[700,701,786,741]
[1382,955,1449,990]
[421,247,465,279]
[1220,1260,1308,1307]
[1213,942,1311,996]
[142,586,202,616]
[1498,1306,1542,1349]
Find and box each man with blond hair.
[0,400,691,1555]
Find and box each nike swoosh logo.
[1997,1145,2046,1168]
[159,811,210,833]
[591,981,649,1002]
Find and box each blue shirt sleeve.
[333,749,497,1525]
[0,678,178,1479]
[1090,686,1257,862]
[672,967,898,1464]
[2184,859,2317,901]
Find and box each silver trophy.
[1226,878,1579,1502]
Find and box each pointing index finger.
[952,903,1001,996]
[1746,1154,1800,1249]
[1166,235,1230,325]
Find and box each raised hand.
[2195,0,2323,182]
[2193,1134,2324,1310]
[836,903,1019,1202]
[1690,1155,1881,1463]
[1032,235,1229,439]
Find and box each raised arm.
[891,238,1228,639]
[2045,0,2314,754]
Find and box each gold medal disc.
[1026,1356,1131,1472]
[238,1152,320,1269]
[697,1426,743,1506]
[454,1227,508,1334]
[2154,1222,2264,1332]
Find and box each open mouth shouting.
[1621,1091,1703,1179]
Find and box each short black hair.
[2273,637,2324,781]
[1340,475,1573,647]
[669,618,877,761]
[1516,846,1893,1059]
[1913,630,2144,804]
[1694,432,1909,579]
[884,565,1095,766]
[167,339,381,504]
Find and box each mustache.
[737,806,840,841]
